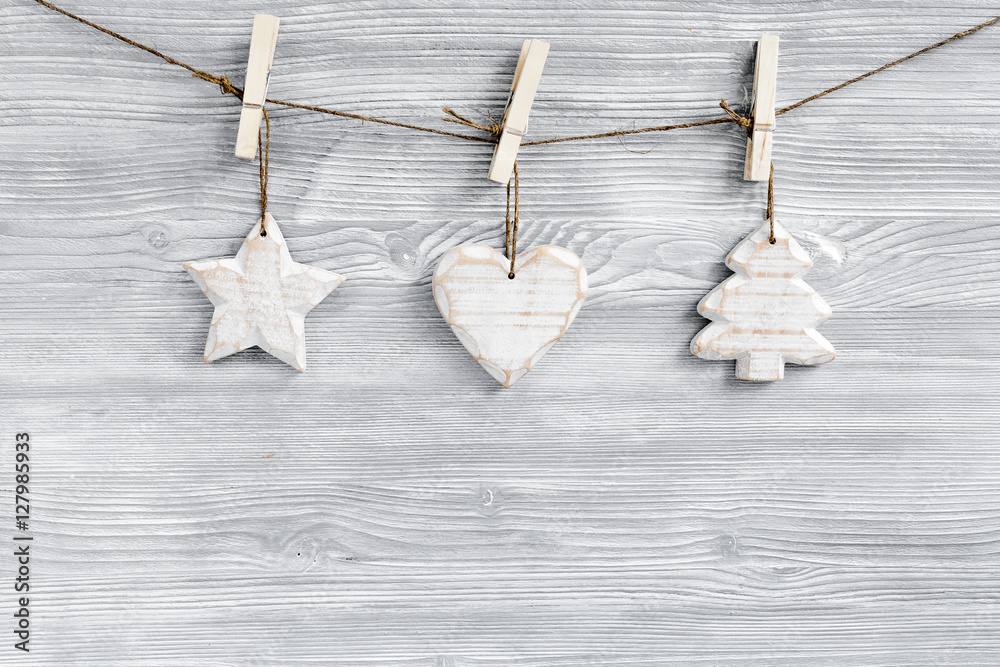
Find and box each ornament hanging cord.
[437,108,522,277]
[28,0,999,258]
[767,163,775,244]
[29,2,997,283]
[505,163,520,278]
[717,99,775,243]
[28,0,1000,149]
[258,108,270,236]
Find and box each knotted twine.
[720,99,776,244]
[29,0,1000,259]
[442,108,522,278]
[258,108,270,236]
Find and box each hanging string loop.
[766,163,775,244]
[258,109,270,236]
[505,162,520,279]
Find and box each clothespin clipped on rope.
[487,39,550,184]
[744,35,778,181]
[235,14,280,160]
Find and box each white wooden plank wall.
[1,0,999,664]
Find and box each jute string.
[505,163,520,278]
[258,108,270,236]
[718,100,775,243]
[28,0,1000,260]
[29,0,998,149]
[442,108,522,277]
[767,163,775,244]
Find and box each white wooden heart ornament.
[433,244,587,388]
[691,220,836,381]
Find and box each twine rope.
[767,163,775,244]
[443,108,521,277]
[28,0,492,144]
[719,98,752,136]
[505,163,520,278]
[718,98,774,239]
[29,0,999,149]
[26,0,1000,258]
[258,108,270,235]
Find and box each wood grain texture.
[234,13,280,160]
[692,220,835,381]
[184,213,345,371]
[487,38,549,184]
[433,243,587,387]
[1,0,999,663]
[744,34,778,181]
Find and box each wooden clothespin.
[487,39,550,184]
[744,35,779,181]
[235,14,280,160]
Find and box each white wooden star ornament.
[183,214,344,371]
[433,244,588,388]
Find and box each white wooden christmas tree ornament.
[433,244,587,388]
[691,220,835,381]
[183,214,344,371]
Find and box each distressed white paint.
[433,243,587,387]
[184,213,344,370]
[3,1,1000,663]
[691,220,835,381]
